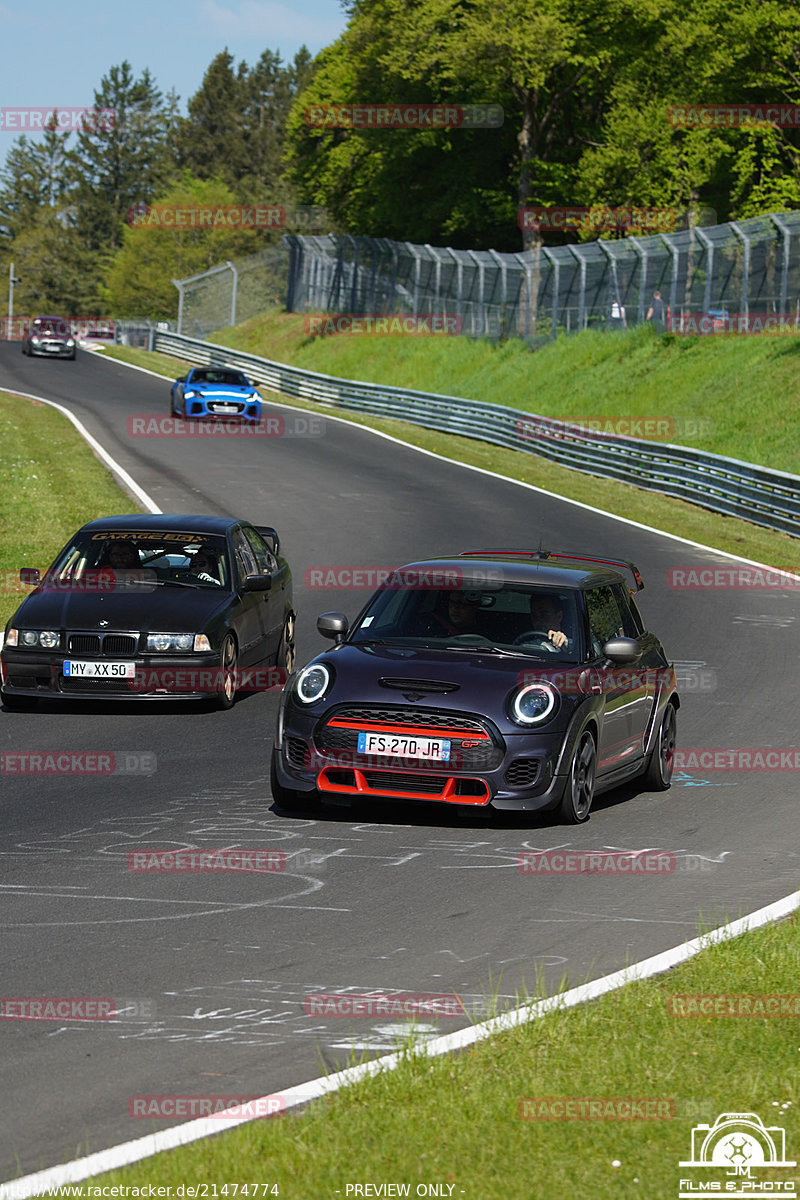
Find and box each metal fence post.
[729,223,750,317]
[771,214,791,316]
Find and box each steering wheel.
[512,628,560,650]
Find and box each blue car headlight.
[509,682,558,726]
[294,663,332,705]
[184,390,197,399]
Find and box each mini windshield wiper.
[441,643,516,656]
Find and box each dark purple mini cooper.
[271,549,679,823]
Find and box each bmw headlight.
[510,682,558,726]
[14,629,59,649]
[294,663,332,705]
[146,633,195,653]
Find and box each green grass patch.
[0,390,143,629]
[207,311,800,474]
[78,914,800,1198]
[99,345,800,572]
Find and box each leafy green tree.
[104,174,269,317]
[9,208,104,314]
[0,121,70,252]
[69,61,176,255]
[177,51,250,185]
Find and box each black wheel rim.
[660,705,676,782]
[570,734,596,820]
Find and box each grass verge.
[77,913,800,1198]
[205,310,800,474]
[97,344,800,572]
[0,390,143,629]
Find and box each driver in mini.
[528,593,568,649]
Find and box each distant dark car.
[271,550,679,823]
[1,514,295,710]
[170,367,262,421]
[21,315,76,359]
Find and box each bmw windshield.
[41,531,232,590]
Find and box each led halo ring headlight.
[511,682,558,726]
[294,662,332,705]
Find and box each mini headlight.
[66,338,75,346]
[39,631,60,648]
[146,633,194,652]
[294,663,331,705]
[511,683,557,726]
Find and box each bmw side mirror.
[602,637,641,665]
[318,612,348,643]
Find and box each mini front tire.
[558,730,596,824]
[270,749,318,812]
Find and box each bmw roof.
[76,514,247,536]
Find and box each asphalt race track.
[1,342,798,1182]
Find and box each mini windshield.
[350,583,582,662]
[44,532,231,590]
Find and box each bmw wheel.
[276,612,296,676]
[559,730,596,824]
[216,634,238,710]
[644,702,676,791]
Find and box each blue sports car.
[170,367,263,421]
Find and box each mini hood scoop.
[378,677,460,693]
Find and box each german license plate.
[63,661,136,678]
[357,732,450,760]
[212,403,238,412]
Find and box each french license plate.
[63,660,136,678]
[357,732,451,760]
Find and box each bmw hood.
[9,586,230,633]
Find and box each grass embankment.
[206,311,800,474]
[0,391,142,629]
[81,914,800,1198]
[97,340,800,573]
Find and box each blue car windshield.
[191,369,249,386]
[351,583,582,662]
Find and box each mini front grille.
[361,770,448,794]
[67,634,137,657]
[329,706,486,733]
[505,758,541,787]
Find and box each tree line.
[2,0,799,318]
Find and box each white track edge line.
[2,387,160,514]
[3,886,799,1198]
[93,348,800,578]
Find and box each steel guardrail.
[153,331,800,538]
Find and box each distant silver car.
[21,315,76,360]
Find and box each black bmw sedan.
[1,514,295,710]
[271,549,679,824]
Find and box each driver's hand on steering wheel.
[548,629,568,648]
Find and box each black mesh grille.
[60,676,132,693]
[361,771,450,794]
[69,635,100,654]
[329,706,486,732]
[505,758,541,787]
[102,636,137,656]
[286,738,309,768]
